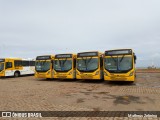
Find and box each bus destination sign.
[0,59,5,62]
[78,52,98,57]
[55,54,72,58]
[105,49,132,56]
[36,56,51,60]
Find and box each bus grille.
[81,75,93,79]
[57,75,67,78]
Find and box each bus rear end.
[76,51,103,80]
[103,49,136,82]
[35,55,54,79]
[53,54,76,79]
[0,59,5,77]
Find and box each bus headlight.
[47,71,51,75]
[95,71,99,75]
[76,71,79,75]
[0,71,4,74]
[129,72,134,76]
[69,71,72,75]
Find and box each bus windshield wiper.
[58,58,68,71]
[42,60,47,65]
[62,58,67,67]
[81,57,87,69]
[110,55,116,63]
[57,58,62,70]
[110,55,119,71]
[119,55,125,63]
[86,57,93,70]
[61,58,68,71]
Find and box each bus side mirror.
[5,63,8,69]
[51,60,54,68]
[134,55,137,64]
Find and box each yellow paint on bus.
[103,49,136,82]
[35,55,54,79]
[76,51,103,80]
[0,58,35,77]
[53,53,76,79]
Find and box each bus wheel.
[14,71,20,77]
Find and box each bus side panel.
[19,66,35,75]
[5,70,15,76]
[5,60,15,76]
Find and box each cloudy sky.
[0,0,160,67]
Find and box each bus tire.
[14,71,20,77]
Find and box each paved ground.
[0,72,160,120]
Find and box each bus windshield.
[35,61,51,72]
[77,57,98,72]
[0,63,4,72]
[54,59,72,72]
[104,56,132,73]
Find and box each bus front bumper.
[35,72,52,79]
[0,71,5,77]
[76,74,101,80]
[104,75,135,81]
[54,75,74,79]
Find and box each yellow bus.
[0,58,35,77]
[103,49,136,82]
[53,54,76,79]
[76,51,103,80]
[35,55,54,79]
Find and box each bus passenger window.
[14,60,22,67]
[6,62,12,69]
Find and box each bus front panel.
[104,50,135,82]
[76,56,102,80]
[35,60,53,79]
[53,57,76,79]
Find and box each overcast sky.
[0,0,160,67]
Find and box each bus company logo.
[2,112,11,117]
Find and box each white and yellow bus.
[53,54,76,79]
[103,49,136,82]
[35,55,54,79]
[0,58,35,77]
[76,51,103,80]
